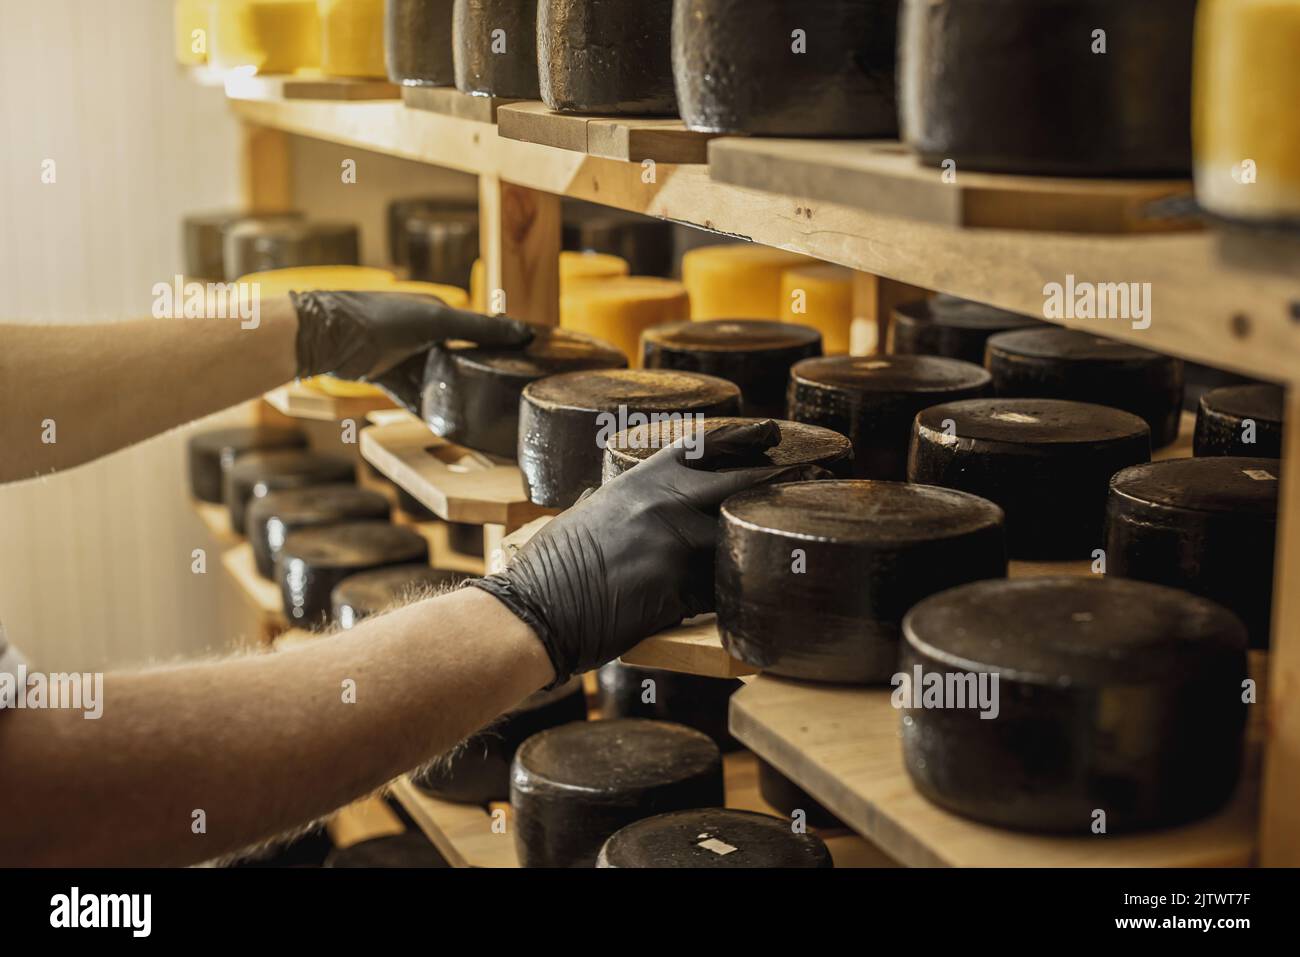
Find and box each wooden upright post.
[478,175,562,326]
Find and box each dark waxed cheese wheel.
[386,197,475,270]
[563,206,675,278]
[423,325,627,459]
[899,0,1197,176]
[332,564,471,628]
[1194,384,1285,459]
[222,220,360,280]
[717,480,1007,683]
[909,398,1150,560]
[414,679,588,804]
[672,0,897,137]
[986,328,1185,449]
[1107,457,1280,649]
[602,417,852,484]
[453,0,540,99]
[278,521,429,628]
[405,210,479,288]
[187,425,306,504]
[224,450,356,537]
[538,0,677,116]
[248,484,390,580]
[788,355,991,480]
[891,295,1041,366]
[324,832,450,868]
[756,759,842,829]
[183,211,303,281]
[596,661,741,750]
[518,369,741,508]
[642,320,823,418]
[596,809,832,869]
[901,577,1248,832]
[385,0,456,86]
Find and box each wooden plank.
[221,542,286,627]
[498,102,718,164]
[326,796,406,849]
[390,775,519,868]
[497,102,591,153]
[709,138,1196,235]
[622,616,757,679]
[479,177,562,326]
[240,124,293,213]
[402,85,521,124]
[194,501,240,549]
[264,381,396,423]
[226,72,399,103]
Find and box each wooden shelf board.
[221,542,286,625]
[390,775,519,868]
[263,382,395,423]
[225,72,398,103]
[497,102,719,165]
[326,796,406,849]
[402,85,522,124]
[194,500,240,549]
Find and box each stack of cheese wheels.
[901,578,1248,832]
[386,197,475,272]
[909,398,1151,560]
[1194,383,1286,458]
[1107,457,1279,649]
[1194,0,1300,225]
[224,450,357,536]
[899,0,1197,176]
[319,0,386,78]
[537,0,677,115]
[453,0,541,99]
[892,294,1040,366]
[788,354,991,480]
[471,250,629,312]
[209,0,322,74]
[183,211,303,282]
[563,203,676,278]
[561,276,690,364]
[518,369,741,508]
[596,661,741,751]
[187,425,306,504]
[174,0,214,66]
[325,832,449,868]
[386,0,455,86]
[673,0,898,138]
[597,809,833,869]
[223,221,361,280]
[404,210,479,288]
[716,480,1006,684]
[779,263,855,355]
[510,719,724,867]
[986,328,1185,448]
[246,484,391,579]
[331,564,471,629]
[682,244,813,321]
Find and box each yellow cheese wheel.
[780,263,855,354]
[470,252,630,313]
[319,0,387,79]
[239,265,397,296]
[389,281,471,310]
[682,244,813,321]
[1194,0,1300,221]
[560,277,690,364]
[174,0,214,66]
[210,0,322,74]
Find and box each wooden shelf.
[194,500,240,549]
[225,72,398,103]
[263,381,395,423]
[403,85,521,124]
[390,775,519,868]
[326,796,406,849]
[497,102,718,164]
[221,542,286,631]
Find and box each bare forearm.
[0,588,552,866]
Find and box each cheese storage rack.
[204,74,1300,868]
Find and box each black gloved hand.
[290,291,533,412]
[472,420,830,686]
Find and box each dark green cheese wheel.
[1194,384,1285,459]
[597,809,833,868]
[221,220,360,280]
[518,369,741,507]
[223,450,356,536]
[986,328,1185,448]
[405,210,479,289]
[672,0,897,137]
[332,564,472,629]
[756,759,842,829]
[386,197,475,270]
[899,0,1196,176]
[278,521,429,629]
[1107,457,1279,649]
[891,295,1040,366]
[642,320,823,418]
[423,325,627,459]
[187,425,306,504]
[717,480,1006,683]
[788,354,991,480]
[386,0,456,86]
[248,484,390,579]
[538,0,677,116]
[182,211,303,281]
[453,0,541,99]
[596,660,742,751]
[909,398,1150,560]
[563,204,676,277]
[511,719,724,867]
[324,832,450,868]
[901,578,1248,832]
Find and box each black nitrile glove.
[472,420,831,686]
[290,291,533,412]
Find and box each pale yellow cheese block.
[174,0,213,66]
[682,244,814,320]
[561,277,690,364]
[210,0,322,75]
[319,0,387,79]
[470,251,629,313]
[780,262,855,354]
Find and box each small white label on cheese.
[854,360,891,370]
[1243,469,1277,482]
[992,412,1040,424]
[697,837,738,856]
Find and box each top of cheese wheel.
[643,319,821,353]
[896,295,1040,332]
[437,324,627,381]
[915,398,1152,447]
[1200,383,1284,424]
[240,265,397,294]
[988,327,1171,366]
[279,521,428,569]
[1110,456,1280,518]
[513,719,720,794]
[792,354,991,395]
[598,809,833,869]
[523,369,741,414]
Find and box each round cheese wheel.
[332,564,473,628]
[511,719,724,867]
[560,277,690,363]
[899,0,1196,176]
[986,328,1185,449]
[597,809,833,869]
[563,205,675,278]
[596,661,742,750]
[405,211,479,289]
[901,577,1248,832]
[210,0,322,74]
[642,320,823,418]
[1194,384,1285,459]
[236,265,397,294]
[756,759,842,829]
[718,480,1006,683]
[182,211,303,282]
[224,450,357,536]
[278,521,430,628]
[778,264,855,355]
[386,197,475,270]
[188,425,306,504]
[892,295,1040,366]
[673,0,897,138]
[320,0,387,78]
[247,484,391,579]
[423,324,627,459]
[518,369,742,507]
[602,417,853,484]
[324,832,450,868]
[223,221,361,280]
[174,0,213,66]
[909,398,1151,560]
[470,251,629,312]
[1107,457,1279,649]
[537,0,677,115]
[683,244,813,321]
[453,0,541,98]
[789,354,991,480]
[386,0,455,85]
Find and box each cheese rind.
[247,484,391,579]
[210,0,322,74]
[561,276,690,363]
[453,0,541,98]
[563,205,676,278]
[779,264,855,355]
[319,0,387,78]
[187,426,307,504]
[223,450,357,537]
[597,809,833,869]
[385,0,456,85]
[224,222,361,280]
[596,661,741,751]
[892,295,1040,366]
[683,244,814,321]
[1193,383,1285,459]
